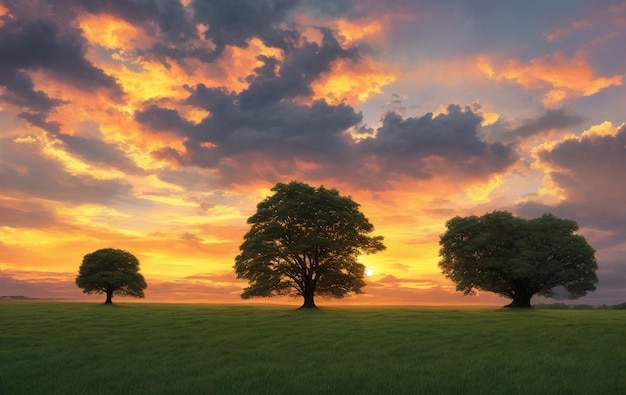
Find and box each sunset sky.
[1,0,625,306]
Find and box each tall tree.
[76,248,147,304]
[439,211,598,308]
[234,181,385,308]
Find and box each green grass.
[1,302,625,394]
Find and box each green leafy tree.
[234,181,386,308]
[76,248,147,304]
[439,211,598,308]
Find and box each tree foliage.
[76,248,147,304]
[439,211,598,308]
[234,181,385,308]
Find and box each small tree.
[76,248,147,304]
[234,181,385,308]
[439,211,598,308]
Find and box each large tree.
[439,211,598,308]
[76,248,147,304]
[234,181,385,308]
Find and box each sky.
[1,0,625,306]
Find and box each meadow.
[1,302,625,394]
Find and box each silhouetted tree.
[234,181,385,308]
[76,248,147,304]
[439,211,597,308]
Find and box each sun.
[365,267,374,277]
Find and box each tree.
[438,211,598,308]
[234,181,386,308]
[76,248,147,304]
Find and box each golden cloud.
[78,13,154,51]
[481,51,623,106]
[311,57,397,105]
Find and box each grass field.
[1,302,625,394]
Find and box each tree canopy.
[76,248,147,304]
[438,211,598,308]
[234,181,386,308]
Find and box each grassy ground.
[1,302,625,394]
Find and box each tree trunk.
[505,286,532,308]
[300,286,317,309]
[105,289,113,304]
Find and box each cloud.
[0,71,67,112]
[51,131,145,175]
[191,0,300,52]
[535,123,626,207]
[144,91,518,190]
[15,113,143,175]
[71,0,194,42]
[517,123,626,261]
[147,86,362,182]
[483,51,623,107]
[360,105,517,181]
[17,112,61,133]
[0,201,58,228]
[0,138,133,205]
[509,108,585,139]
[66,0,202,66]
[239,27,359,108]
[135,104,196,136]
[0,16,125,101]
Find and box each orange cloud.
[79,13,154,51]
[544,18,592,41]
[482,51,623,107]
[0,3,10,28]
[335,18,382,44]
[220,38,284,92]
[312,57,397,105]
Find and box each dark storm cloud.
[145,95,516,188]
[141,23,365,178]
[239,28,359,109]
[9,0,299,67]
[17,112,61,133]
[62,0,205,64]
[0,71,67,113]
[517,124,626,250]
[110,1,515,187]
[540,123,626,164]
[67,0,302,64]
[0,16,124,101]
[537,124,626,204]
[0,138,132,205]
[364,106,486,157]
[359,105,517,179]
[509,108,585,139]
[191,0,300,51]
[134,105,196,136]
[187,86,361,155]
[148,94,361,174]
